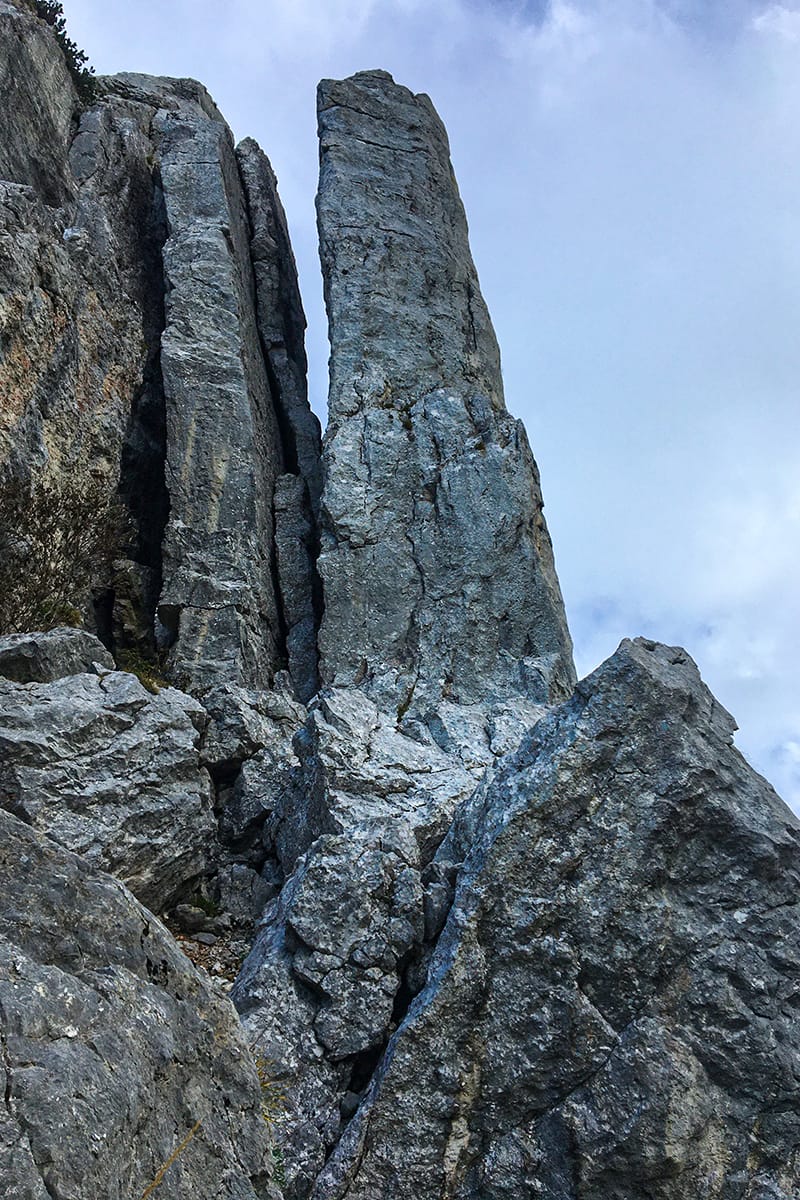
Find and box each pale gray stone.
[235,686,476,1197]
[236,137,323,701]
[218,862,278,925]
[0,627,114,683]
[0,669,214,912]
[0,14,317,687]
[200,677,305,774]
[236,138,323,516]
[0,806,274,1200]
[312,640,800,1200]
[316,70,575,719]
[4,34,798,1200]
[149,80,284,690]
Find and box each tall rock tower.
[316,71,575,719]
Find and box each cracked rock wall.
[3,25,800,1200]
[316,70,576,718]
[0,1,322,696]
[312,639,800,1200]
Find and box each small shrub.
[192,891,220,919]
[270,1144,287,1189]
[115,647,169,695]
[0,472,125,636]
[32,0,98,104]
[253,1056,288,1187]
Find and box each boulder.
[0,806,275,1200]
[0,627,114,683]
[312,640,800,1199]
[0,668,215,912]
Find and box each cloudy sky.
[63,0,800,806]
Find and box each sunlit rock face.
[313,639,800,1200]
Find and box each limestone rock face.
[316,70,575,718]
[232,72,579,1198]
[0,3,320,694]
[234,688,478,1197]
[0,637,215,913]
[0,28,163,577]
[138,74,283,690]
[0,627,114,683]
[3,34,799,1200]
[311,640,800,1200]
[0,807,274,1200]
[199,678,307,921]
[236,138,323,517]
[0,0,74,205]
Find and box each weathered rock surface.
[0,2,321,693]
[0,626,114,682]
[200,678,307,918]
[312,639,800,1199]
[236,137,323,700]
[0,0,74,205]
[0,33,159,571]
[230,71,580,1199]
[234,687,477,1197]
[138,73,284,690]
[237,138,323,516]
[0,806,274,1200]
[0,646,215,913]
[200,676,305,777]
[4,31,799,1200]
[316,70,575,718]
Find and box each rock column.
[316,70,575,719]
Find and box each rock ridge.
[0,4,322,699]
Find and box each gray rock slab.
[151,84,285,691]
[0,0,75,206]
[312,639,800,1199]
[0,669,215,912]
[200,677,305,774]
[0,806,274,1200]
[316,70,575,718]
[271,686,477,873]
[0,627,114,682]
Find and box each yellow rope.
[138,1119,203,1199]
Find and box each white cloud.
[753,3,800,40]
